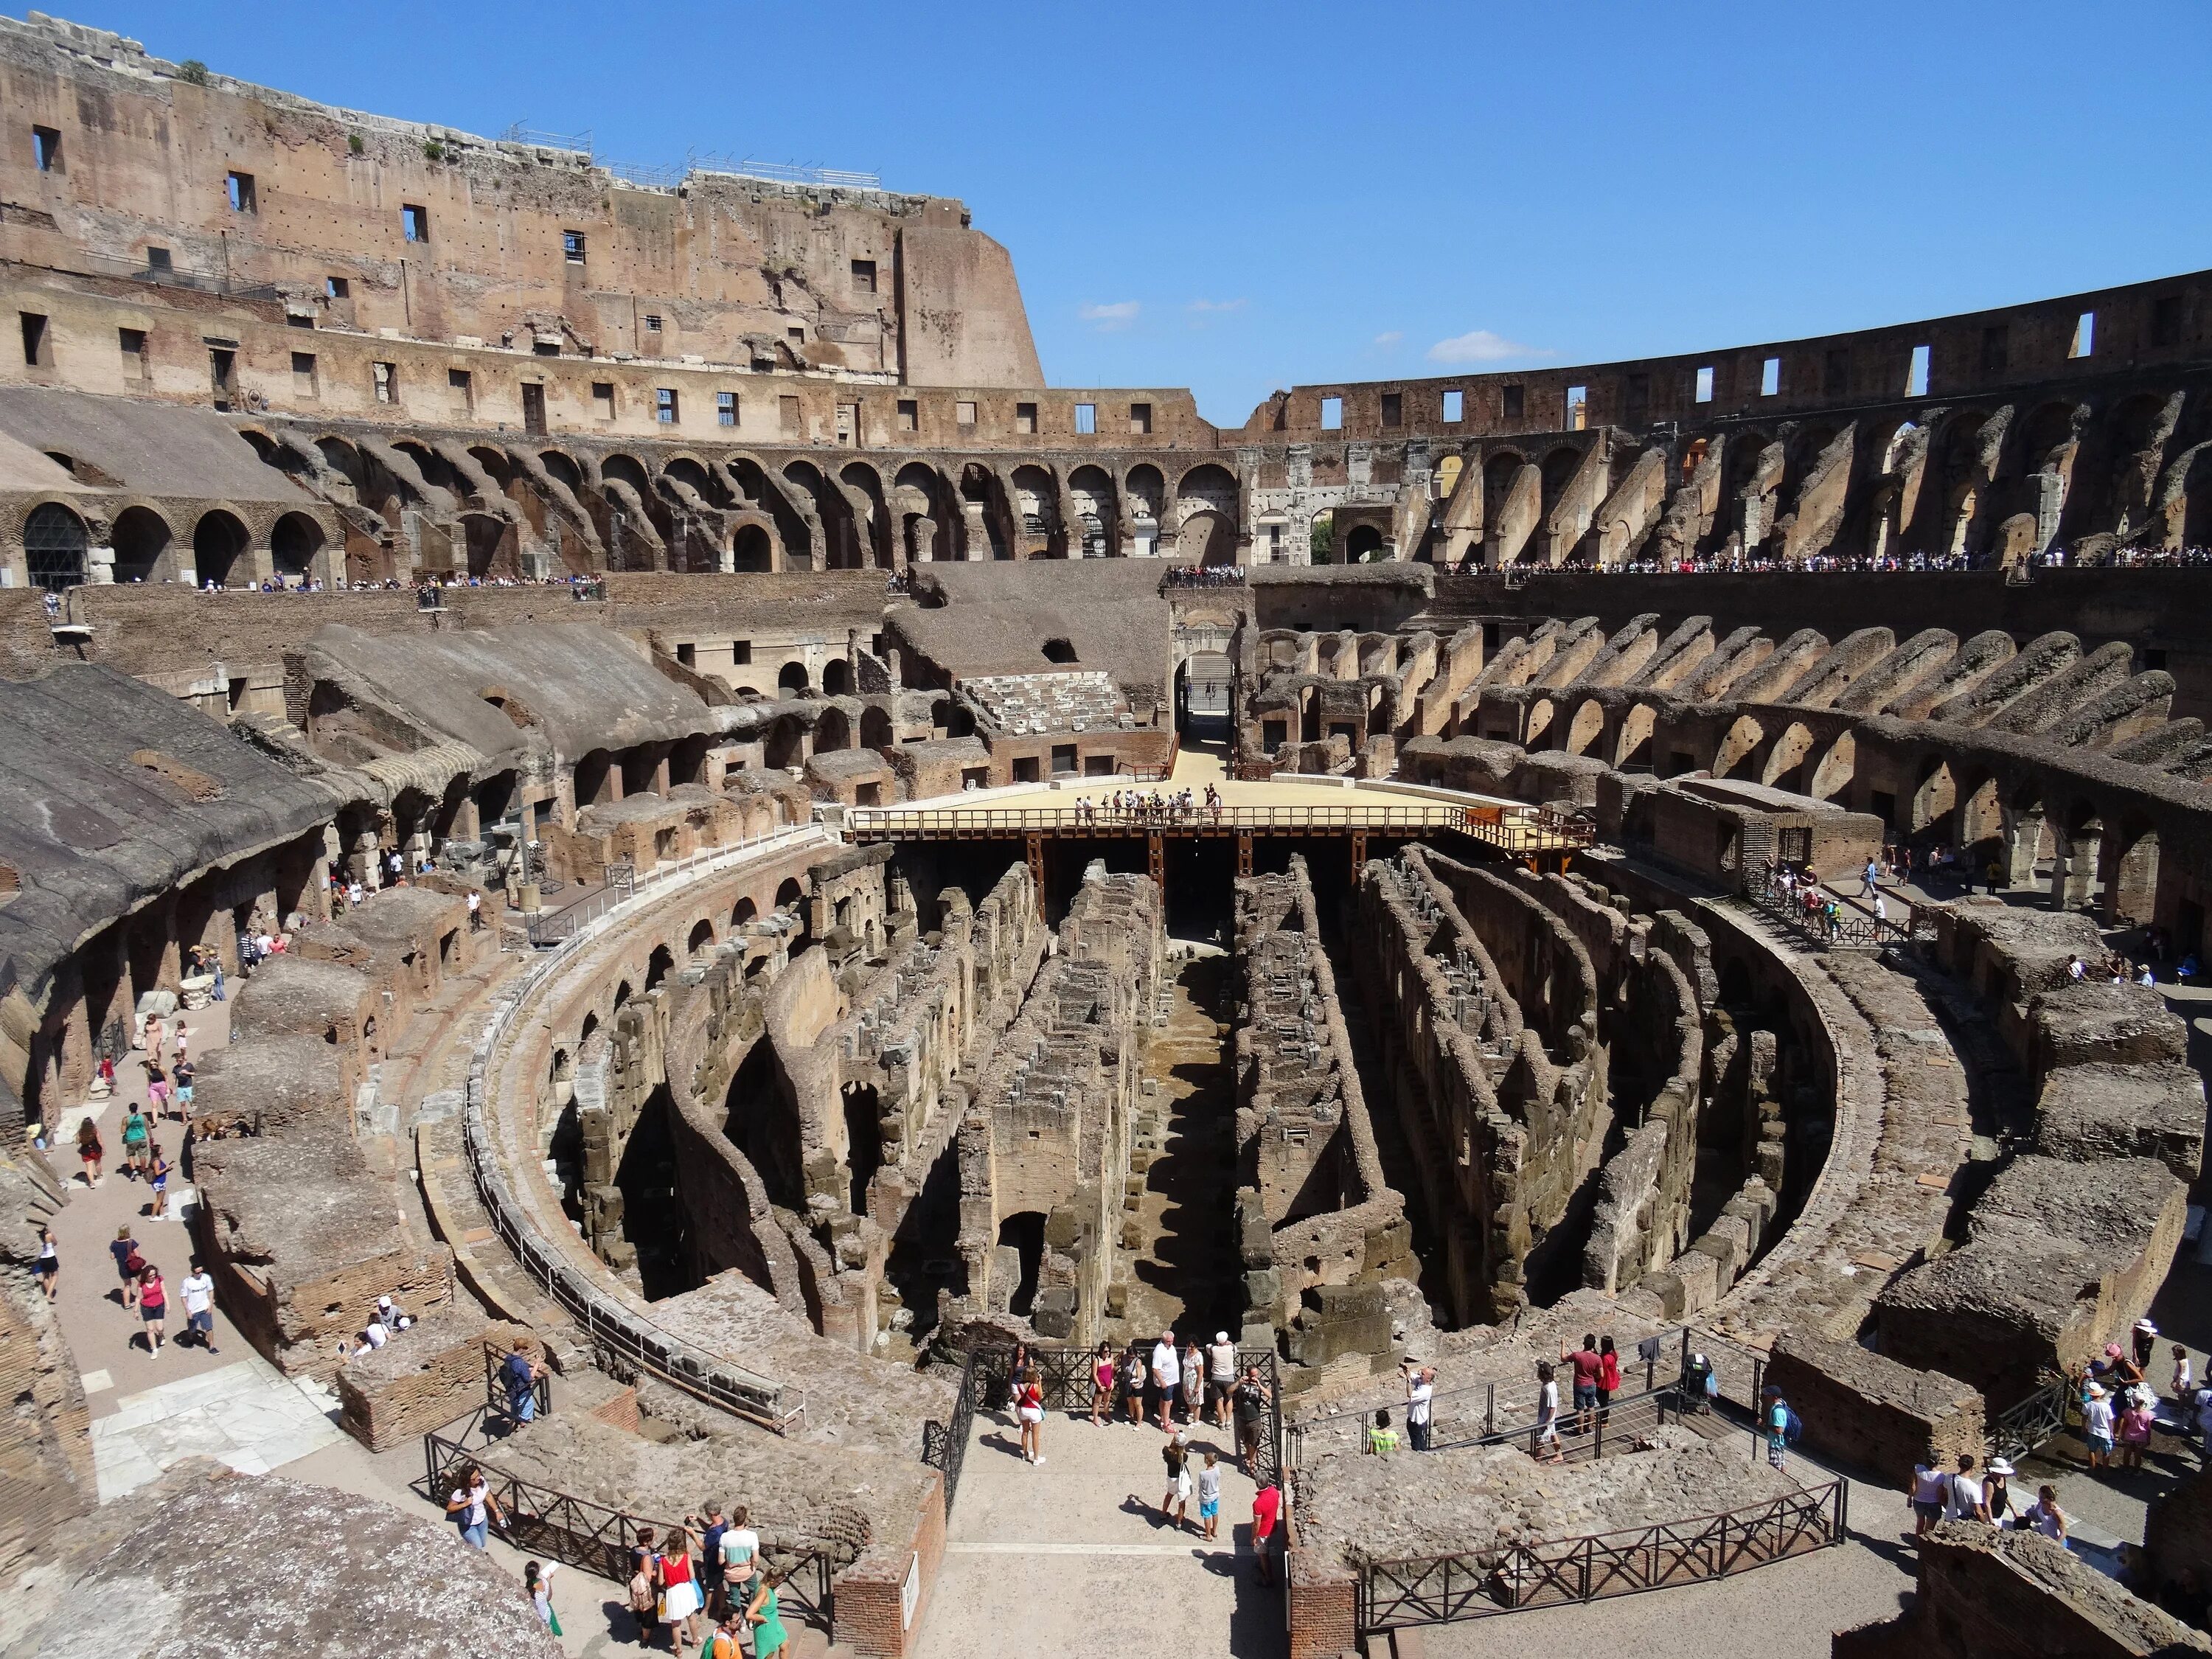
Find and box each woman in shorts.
[76,1116,104,1186]
[139,1265,167,1356]
[33,1226,57,1301]
[147,1144,172,1219]
[1090,1343,1117,1427]
[1015,1366,1046,1465]
[1123,1344,1147,1427]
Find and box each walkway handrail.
[420,1419,838,1625]
[849,801,1472,836]
[1743,872,1935,950]
[525,860,636,947]
[1989,1374,2075,1462]
[1356,1478,1848,1630]
[1288,1326,1696,1463]
[462,822,830,1433]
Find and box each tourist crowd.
[1072,785,1223,827]
[1164,564,1245,587]
[1563,543,2212,577]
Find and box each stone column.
[2051,824,2099,911]
[2006,808,2045,889]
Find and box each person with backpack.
[445,1464,503,1550]
[502,1338,544,1425]
[717,1506,760,1618]
[1945,1453,1990,1523]
[109,1226,144,1310]
[1762,1384,1799,1470]
[76,1116,104,1187]
[1123,1344,1149,1428]
[119,1105,150,1180]
[1233,1366,1267,1470]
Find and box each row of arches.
[243,425,1248,577]
[16,501,327,591]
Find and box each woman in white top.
[1533,1363,1564,1464]
[2023,1485,2068,1545]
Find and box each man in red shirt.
[1251,1481,1282,1583]
[1564,1335,1605,1435]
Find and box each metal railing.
[460,824,830,1432]
[1357,1478,1846,1630]
[1290,1330,1699,1466]
[525,860,634,947]
[27,248,284,302]
[929,1341,1285,1505]
[1744,873,1933,950]
[420,1422,835,1624]
[1989,1374,2074,1463]
[850,801,1473,838]
[484,1342,552,1423]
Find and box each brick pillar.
[1287,1547,1359,1659]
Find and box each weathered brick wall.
[830,1469,946,1658]
[1834,1523,2212,1659]
[333,1312,537,1450]
[1287,1545,1358,1659]
[2147,1464,2212,1591]
[1766,1327,1984,1486]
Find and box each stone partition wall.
[1834,1523,2212,1659]
[946,866,1161,1343]
[1237,855,1415,1374]
[1354,844,1610,1318]
[1764,1328,1986,1487]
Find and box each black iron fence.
[482,1342,552,1424]
[1989,1374,2075,1464]
[418,1423,835,1627]
[1289,1329,1699,1465]
[927,1340,1285,1508]
[526,861,636,947]
[1744,872,1934,950]
[1357,1478,1848,1630]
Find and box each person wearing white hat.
[2081,1381,2115,1470]
[2135,1318,2160,1370]
[1206,1331,1237,1428]
[1983,1458,2016,1526]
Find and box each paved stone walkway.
[914,1408,1282,1659]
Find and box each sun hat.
[1215,1332,1229,1344]
[1987,1458,2014,1477]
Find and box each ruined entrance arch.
[1713,715,1764,779]
[192,509,250,589]
[1761,722,1816,793]
[1808,732,1855,801]
[111,504,175,584]
[1613,703,1658,771]
[1565,700,1607,757]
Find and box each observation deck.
[846,778,1591,902]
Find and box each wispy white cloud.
[1373,330,1404,347]
[1079,300,1141,330]
[1427,328,1543,365]
[1188,297,1247,313]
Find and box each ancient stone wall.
[948,867,1161,1343]
[1237,855,1414,1372]
[1834,1523,2212,1659]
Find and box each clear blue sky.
[72,0,2212,425]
